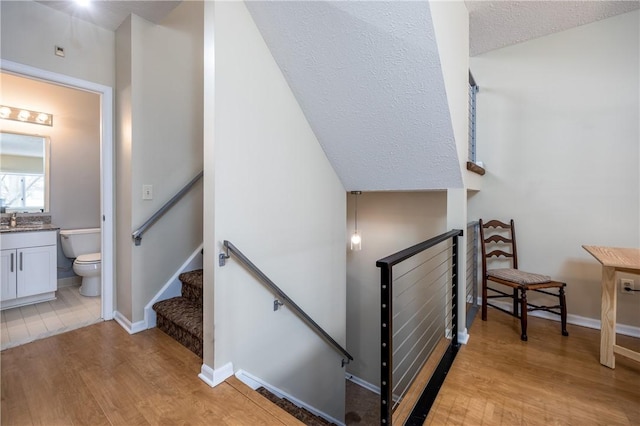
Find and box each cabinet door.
[16,245,57,298]
[0,249,17,301]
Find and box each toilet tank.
[59,228,101,258]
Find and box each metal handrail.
[132,171,203,246]
[220,240,354,367]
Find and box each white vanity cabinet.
[0,230,57,309]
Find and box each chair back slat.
[484,235,512,244]
[486,249,513,259]
[482,219,510,229]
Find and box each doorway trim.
[1,59,115,320]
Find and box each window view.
[0,173,45,212]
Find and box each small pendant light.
[350,191,362,251]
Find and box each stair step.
[153,297,202,358]
[179,269,203,305]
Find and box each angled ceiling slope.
[247,1,463,191]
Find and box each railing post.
[452,234,459,347]
[380,263,393,425]
[472,223,479,308]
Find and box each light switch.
[142,185,153,200]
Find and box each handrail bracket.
[219,251,229,267]
[341,358,350,368]
[273,299,284,311]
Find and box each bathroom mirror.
[0,132,50,213]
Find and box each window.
[0,173,45,212]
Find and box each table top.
[582,245,640,271]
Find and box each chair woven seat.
[488,268,551,285]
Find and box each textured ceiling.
[247,1,463,191]
[37,1,640,56]
[35,0,181,30]
[467,0,640,56]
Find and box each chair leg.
[512,288,519,317]
[481,278,488,321]
[520,289,528,341]
[560,286,569,336]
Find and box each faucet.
[10,213,17,228]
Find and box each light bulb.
[36,113,50,124]
[0,107,11,118]
[18,110,31,121]
[350,232,362,251]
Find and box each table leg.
[600,266,617,368]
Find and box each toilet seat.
[76,252,101,264]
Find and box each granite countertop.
[0,215,59,233]
[0,224,60,233]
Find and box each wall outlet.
[621,278,636,294]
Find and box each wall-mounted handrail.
[132,171,203,246]
[220,240,354,367]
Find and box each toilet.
[59,228,101,297]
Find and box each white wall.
[0,1,115,87]
[0,72,101,279]
[211,1,346,421]
[346,191,447,386]
[430,1,472,188]
[116,2,204,324]
[469,11,640,327]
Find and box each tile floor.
[1,285,102,351]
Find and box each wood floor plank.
[0,320,308,426]
[426,313,640,425]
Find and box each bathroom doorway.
[1,61,115,332]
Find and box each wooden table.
[582,245,640,368]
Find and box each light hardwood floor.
[426,313,640,425]
[2,314,639,425]
[1,321,303,425]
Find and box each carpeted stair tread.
[179,269,203,305]
[256,387,336,426]
[153,297,202,357]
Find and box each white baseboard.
[458,328,470,344]
[144,244,203,329]
[345,373,380,395]
[485,299,640,338]
[114,311,146,334]
[199,362,233,388]
[235,369,345,426]
[57,276,81,288]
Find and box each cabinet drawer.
[0,231,57,249]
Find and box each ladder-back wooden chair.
[479,219,568,341]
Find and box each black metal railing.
[220,240,353,367]
[132,171,203,246]
[377,229,463,425]
[466,221,479,328]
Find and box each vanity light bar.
[0,105,53,127]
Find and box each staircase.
[153,269,203,357]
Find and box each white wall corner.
[143,244,204,329]
[113,311,147,334]
[199,362,234,388]
[235,370,346,426]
